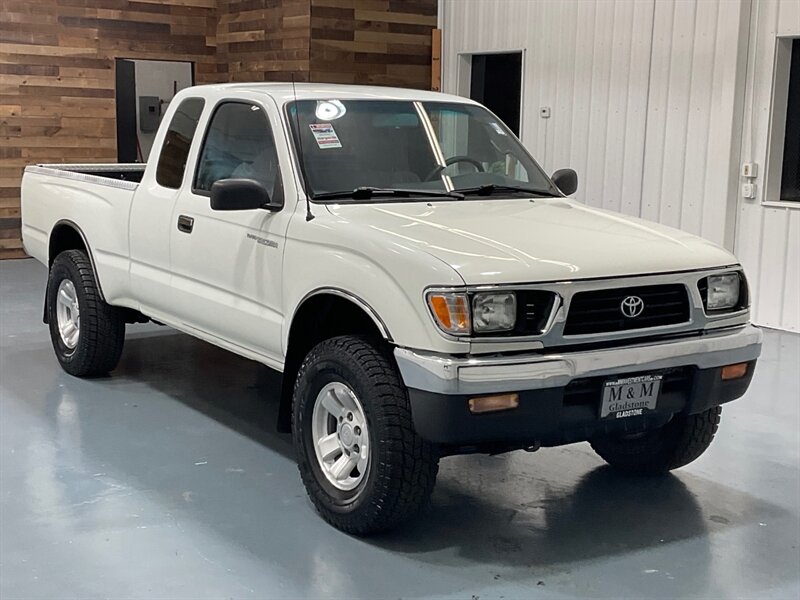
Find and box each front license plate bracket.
[600,374,662,419]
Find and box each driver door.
[168,99,291,364]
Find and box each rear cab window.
[156,97,205,189]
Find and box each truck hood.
[325,198,738,284]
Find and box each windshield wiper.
[454,184,558,197]
[312,186,465,201]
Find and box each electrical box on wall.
[741,163,758,178]
[138,96,161,133]
[742,182,757,199]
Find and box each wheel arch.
[277,289,393,433]
[45,220,105,322]
[288,288,393,344]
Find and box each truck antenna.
[292,74,314,222]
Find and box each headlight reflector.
[705,273,741,311]
[472,292,517,332]
[427,292,471,335]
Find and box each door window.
[155,97,205,189]
[194,102,279,195]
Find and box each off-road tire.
[292,335,439,535]
[591,407,722,475]
[47,250,125,377]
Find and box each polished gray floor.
[1,258,799,600]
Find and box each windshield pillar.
[414,101,454,192]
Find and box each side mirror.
[551,168,578,196]
[210,178,279,211]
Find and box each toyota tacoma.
[21,83,762,534]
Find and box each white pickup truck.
[21,83,762,534]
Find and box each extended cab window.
[194,102,279,194]
[156,98,205,189]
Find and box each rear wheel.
[47,250,125,377]
[292,335,439,535]
[591,406,722,475]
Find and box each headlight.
[472,292,516,332]
[427,292,471,335]
[702,272,741,311]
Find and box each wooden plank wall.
[217,0,311,82]
[0,0,220,259]
[0,0,437,259]
[309,0,437,88]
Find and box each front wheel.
[292,335,439,535]
[47,250,125,377]
[591,406,722,475]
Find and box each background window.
[155,97,204,189]
[780,39,800,201]
[194,102,278,194]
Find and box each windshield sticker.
[489,122,507,135]
[309,123,342,149]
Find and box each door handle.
[177,214,194,234]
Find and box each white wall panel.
[640,0,746,247]
[736,0,800,332]
[442,0,654,218]
[442,0,743,244]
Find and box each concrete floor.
[1,259,798,600]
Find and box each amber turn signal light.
[427,292,471,334]
[468,393,520,414]
[721,362,749,380]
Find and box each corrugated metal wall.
[736,0,800,331]
[640,0,748,248]
[441,0,799,332]
[442,0,655,218]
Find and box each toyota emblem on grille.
[620,295,645,318]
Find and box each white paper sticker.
[489,122,507,135]
[309,123,342,149]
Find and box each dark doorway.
[780,39,800,201]
[115,59,137,163]
[469,52,523,136]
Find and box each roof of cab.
[183,82,478,105]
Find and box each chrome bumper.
[394,325,763,395]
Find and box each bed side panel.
[21,168,136,305]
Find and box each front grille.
[563,367,693,407]
[515,290,557,336]
[563,284,690,336]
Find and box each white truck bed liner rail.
[24,163,145,191]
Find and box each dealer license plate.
[600,374,662,419]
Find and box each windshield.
[286,100,555,200]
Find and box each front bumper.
[394,325,762,447]
[395,325,762,396]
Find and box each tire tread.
[590,406,722,475]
